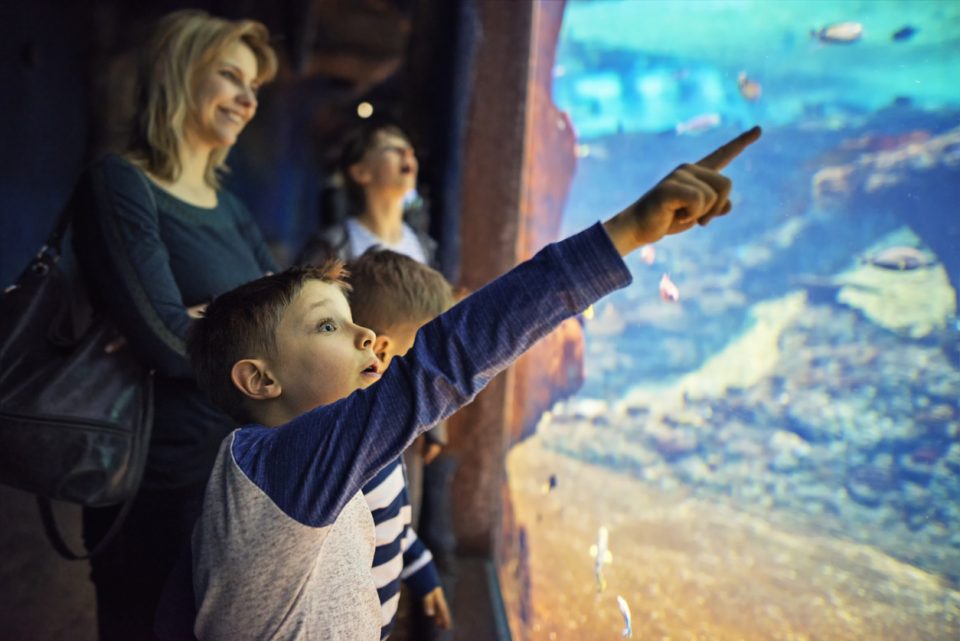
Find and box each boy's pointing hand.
[603,126,762,255]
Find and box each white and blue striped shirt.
[363,457,439,639]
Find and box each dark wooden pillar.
[447,0,535,556]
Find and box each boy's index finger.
[695,126,762,171]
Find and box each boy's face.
[375,318,429,371]
[270,280,382,417]
[354,130,418,196]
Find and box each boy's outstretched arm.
[240,127,763,530]
[603,126,762,255]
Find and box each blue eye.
[317,320,337,333]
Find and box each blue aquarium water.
[501,2,960,639]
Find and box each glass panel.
[501,1,960,639]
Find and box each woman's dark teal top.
[72,154,277,490]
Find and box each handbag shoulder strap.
[43,156,159,256]
[37,495,138,560]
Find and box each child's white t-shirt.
[345,218,427,264]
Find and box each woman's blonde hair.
[126,10,278,189]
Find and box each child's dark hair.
[338,120,410,214]
[347,249,453,335]
[187,260,350,423]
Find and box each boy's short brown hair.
[347,249,453,334]
[187,260,350,423]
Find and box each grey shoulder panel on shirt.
[192,436,382,640]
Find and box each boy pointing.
[168,127,761,640]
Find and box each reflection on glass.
[501,1,960,639]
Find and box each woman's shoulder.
[84,152,152,189]
[91,151,140,173]
[74,152,157,207]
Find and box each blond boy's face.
[270,280,382,417]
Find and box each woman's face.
[186,40,260,151]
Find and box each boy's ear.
[230,359,281,401]
[348,161,372,187]
[372,334,392,363]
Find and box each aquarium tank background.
[498,1,960,639]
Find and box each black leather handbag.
[0,202,154,560]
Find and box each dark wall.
[0,2,94,287]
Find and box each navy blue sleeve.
[401,530,440,597]
[234,223,632,526]
[71,154,193,378]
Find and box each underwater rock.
[898,451,938,485]
[811,128,955,206]
[674,456,714,486]
[586,302,626,336]
[915,403,955,431]
[810,125,960,318]
[901,483,937,532]
[623,404,650,420]
[648,425,700,461]
[845,463,900,508]
[783,394,845,443]
[942,444,960,474]
[767,429,812,472]
[833,228,956,338]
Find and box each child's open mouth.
[362,361,382,380]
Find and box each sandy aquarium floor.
[501,436,960,641]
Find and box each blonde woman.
[70,10,278,640]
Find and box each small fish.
[659,273,680,302]
[640,245,656,265]
[541,473,558,494]
[862,246,938,271]
[675,112,721,135]
[616,595,633,638]
[811,21,864,44]
[737,71,762,102]
[589,526,612,592]
[892,26,917,42]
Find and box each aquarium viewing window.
[499,1,960,639]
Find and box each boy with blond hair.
[348,249,455,638]
[173,128,760,640]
